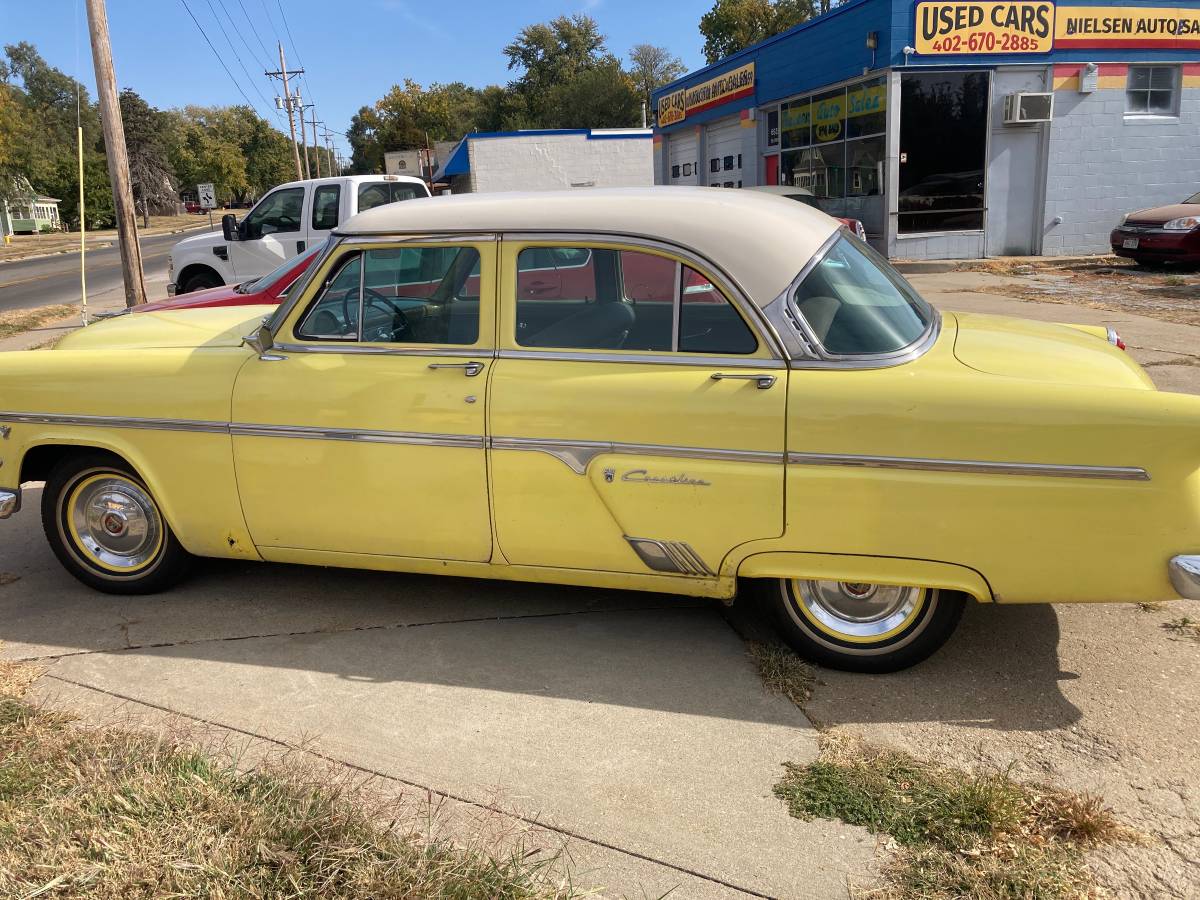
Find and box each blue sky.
[5,0,712,158]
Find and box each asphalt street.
[0,228,209,314]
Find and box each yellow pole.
[78,124,88,326]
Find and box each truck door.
[229,185,307,281]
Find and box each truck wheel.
[179,269,222,293]
[761,578,965,673]
[41,453,192,595]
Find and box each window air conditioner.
[1003,92,1054,124]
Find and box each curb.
[894,253,1121,275]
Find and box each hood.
[138,282,243,312]
[170,229,226,255]
[951,312,1155,390]
[1125,203,1200,226]
[55,305,273,352]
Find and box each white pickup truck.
[167,174,430,294]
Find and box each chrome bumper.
[0,489,19,520]
[1169,555,1200,600]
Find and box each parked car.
[746,184,868,240]
[166,174,430,295]
[1110,191,1200,267]
[2,188,1198,673]
[183,201,202,214]
[135,242,324,314]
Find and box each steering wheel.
[363,288,410,342]
[275,214,298,230]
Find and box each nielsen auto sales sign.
[658,62,755,126]
[915,3,1200,54]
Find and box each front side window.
[792,236,933,356]
[357,181,428,213]
[514,247,756,355]
[242,187,304,238]
[1126,66,1178,116]
[297,246,481,345]
[311,185,340,231]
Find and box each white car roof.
[337,187,838,307]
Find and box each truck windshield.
[357,181,428,213]
[792,236,933,356]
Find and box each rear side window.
[311,185,340,231]
[514,246,757,355]
[357,181,428,213]
[792,236,932,356]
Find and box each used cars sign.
[658,62,755,127]
[915,1,1055,54]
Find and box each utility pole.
[85,0,146,306]
[295,95,311,179]
[311,116,324,179]
[266,43,303,180]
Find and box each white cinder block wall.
[468,132,653,192]
[1043,81,1200,255]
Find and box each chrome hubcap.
[795,580,923,638]
[71,478,161,569]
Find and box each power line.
[235,0,274,64]
[214,0,271,73]
[177,0,267,116]
[202,0,279,119]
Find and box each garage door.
[668,132,698,185]
[705,118,743,188]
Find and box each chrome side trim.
[496,349,786,369]
[231,423,483,449]
[0,412,229,434]
[787,451,1150,482]
[491,436,784,475]
[1169,555,1200,601]
[0,489,18,520]
[625,536,715,577]
[274,342,491,359]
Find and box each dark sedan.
[1111,192,1200,267]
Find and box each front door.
[231,239,495,561]
[489,239,787,578]
[230,185,306,281]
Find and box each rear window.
[792,236,933,356]
[357,181,429,213]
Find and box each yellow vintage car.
[2,188,1198,672]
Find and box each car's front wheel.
[42,453,192,594]
[762,578,965,673]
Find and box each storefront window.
[810,144,845,199]
[766,108,780,147]
[812,88,845,144]
[846,136,884,197]
[898,71,988,233]
[846,77,886,139]
[780,98,811,148]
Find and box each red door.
[764,154,780,186]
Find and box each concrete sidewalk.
[2,488,877,899]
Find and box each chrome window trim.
[496,348,785,369]
[764,229,944,371]
[274,343,492,359]
[491,435,783,475]
[501,231,789,362]
[230,423,483,449]
[268,235,343,334]
[787,451,1150,482]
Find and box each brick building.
[652,0,1200,258]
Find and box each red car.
[1110,191,1200,267]
[136,242,324,313]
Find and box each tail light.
[1106,327,1126,351]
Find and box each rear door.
[307,182,341,248]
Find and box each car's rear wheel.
[179,268,222,294]
[41,453,192,594]
[762,578,964,673]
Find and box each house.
[2,195,62,234]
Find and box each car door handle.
[428,362,485,377]
[710,372,777,390]
[296,240,306,254]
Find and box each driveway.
[2,269,1199,897]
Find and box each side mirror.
[222,214,240,242]
[242,322,284,360]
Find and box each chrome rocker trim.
[0,489,18,520]
[491,436,783,475]
[1169,555,1200,600]
[787,451,1150,482]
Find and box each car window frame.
[280,237,495,354]
[499,236,781,365]
[311,184,341,232]
[242,186,305,239]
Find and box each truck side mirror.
[222,214,240,242]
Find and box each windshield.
[236,240,326,294]
[792,236,934,356]
[1186,191,1200,204]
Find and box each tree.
[699,0,817,63]
[504,15,610,124]
[627,44,686,124]
[545,58,639,129]
[118,89,176,226]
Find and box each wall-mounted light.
[865,31,878,50]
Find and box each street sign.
[197,183,216,210]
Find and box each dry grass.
[746,641,817,707]
[1162,617,1200,642]
[0,656,577,899]
[775,732,1134,900]
[0,304,78,340]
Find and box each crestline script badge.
[621,469,712,487]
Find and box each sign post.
[198,182,216,231]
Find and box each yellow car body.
[1,188,1198,669]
